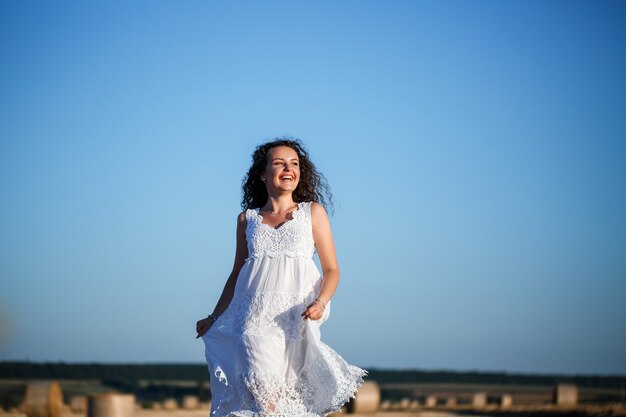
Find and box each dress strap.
[300,201,312,221]
[245,208,256,222]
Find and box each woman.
[196,137,367,417]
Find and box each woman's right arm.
[208,211,249,318]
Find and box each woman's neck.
[262,195,297,213]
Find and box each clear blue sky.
[1,1,625,376]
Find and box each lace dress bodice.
[245,201,315,259]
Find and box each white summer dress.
[201,201,368,417]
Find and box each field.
[2,379,626,417]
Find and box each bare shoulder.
[310,202,330,229]
[310,201,328,217]
[236,210,248,230]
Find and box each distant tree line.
[0,361,207,381]
[0,361,624,389]
[367,368,626,388]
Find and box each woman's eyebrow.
[272,157,299,161]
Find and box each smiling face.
[261,146,300,193]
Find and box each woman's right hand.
[196,317,215,338]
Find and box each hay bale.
[500,394,513,408]
[182,396,199,410]
[350,381,379,414]
[150,403,161,410]
[397,398,410,410]
[87,393,135,417]
[409,399,420,410]
[24,381,63,417]
[472,392,487,408]
[445,397,457,407]
[70,396,87,413]
[553,384,578,407]
[379,400,391,410]
[161,399,178,411]
[425,395,437,407]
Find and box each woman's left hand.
[302,300,324,320]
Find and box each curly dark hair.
[241,136,334,215]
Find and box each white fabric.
[202,201,368,417]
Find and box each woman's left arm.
[302,202,340,320]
